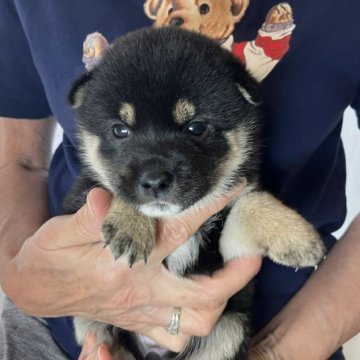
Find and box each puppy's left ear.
[68,72,93,109]
[236,73,262,106]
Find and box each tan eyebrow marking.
[173,98,196,125]
[119,102,136,125]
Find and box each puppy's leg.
[220,191,325,268]
[102,197,156,266]
[74,318,135,360]
[175,313,249,360]
[74,317,113,348]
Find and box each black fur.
[66,27,263,360]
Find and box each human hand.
[249,332,279,359]
[3,184,261,354]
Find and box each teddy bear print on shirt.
[82,1,295,82]
[144,1,296,81]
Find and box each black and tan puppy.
[66,27,325,360]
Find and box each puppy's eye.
[199,4,210,15]
[112,124,130,138]
[185,121,212,137]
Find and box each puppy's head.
[69,27,262,217]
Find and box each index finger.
[151,255,261,310]
[191,255,262,306]
[152,180,247,260]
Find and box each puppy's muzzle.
[140,169,174,199]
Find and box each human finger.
[78,333,113,360]
[78,332,98,360]
[156,256,259,309]
[143,303,225,337]
[192,256,262,303]
[130,256,261,321]
[249,333,278,360]
[36,187,112,249]
[152,181,247,259]
[146,327,190,353]
[96,344,113,360]
[152,256,260,310]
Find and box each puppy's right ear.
[68,72,93,109]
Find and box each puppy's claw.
[102,218,155,266]
[268,236,325,269]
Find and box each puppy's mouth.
[138,201,183,218]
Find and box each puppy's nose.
[170,17,184,26]
[140,170,174,198]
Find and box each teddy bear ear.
[144,0,165,20]
[82,32,109,71]
[231,0,250,22]
[68,72,93,109]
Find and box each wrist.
[0,163,49,281]
[271,312,339,359]
[257,282,345,359]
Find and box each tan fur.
[103,197,156,264]
[71,86,86,109]
[173,98,196,125]
[119,102,136,126]
[80,131,115,192]
[221,191,325,267]
[182,313,248,360]
[213,127,250,192]
[144,0,249,41]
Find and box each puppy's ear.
[68,72,93,109]
[236,73,262,106]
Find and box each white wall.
[339,108,360,359]
[334,108,360,237]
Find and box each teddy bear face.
[144,0,249,42]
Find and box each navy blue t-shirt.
[1,1,359,359]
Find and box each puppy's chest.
[164,215,225,277]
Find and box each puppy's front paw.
[102,218,155,266]
[266,222,325,268]
[102,198,156,267]
[223,191,326,269]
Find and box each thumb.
[36,188,112,249]
[249,333,278,360]
[153,181,247,258]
